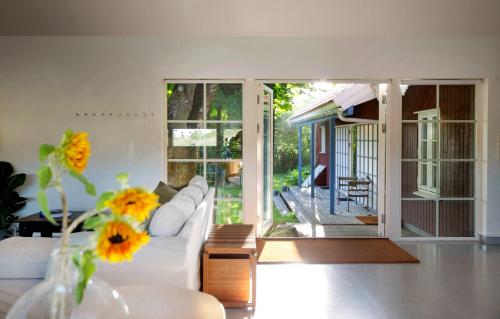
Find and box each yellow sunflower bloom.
[96,220,150,263]
[65,132,91,173]
[105,188,159,222]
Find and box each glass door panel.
[261,85,273,233]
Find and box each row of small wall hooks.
[75,112,156,117]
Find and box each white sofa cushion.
[189,176,209,196]
[0,237,56,279]
[148,202,188,237]
[169,194,196,219]
[178,186,203,206]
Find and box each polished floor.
[226,242,500,319]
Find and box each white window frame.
[163,80,245,223]
[415,108,440,196]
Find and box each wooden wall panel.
[402,201,436,236]
[439,201,474,237]
[439,85,475,120]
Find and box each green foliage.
[273,166,310,191]
[273,206,299,224]
[37,166,52,189]
[265,83,313,116]
[73,250,97,304]
[69,171,97,196]
[36,190,56,225]
[207,84,242,120]
[273,112,311,173]
[96,191,114,211]
[215,201,242,224]
[38,144,55,162]
[0,161,27,230]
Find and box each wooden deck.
[274,186,376,225]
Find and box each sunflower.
[105,188,159,222]
[96,220,150,263]
[64,132,91,173]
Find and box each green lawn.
[271,166,310,224]
[213,167,310,225]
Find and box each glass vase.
[7,249,129,319]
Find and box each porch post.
[298,126,303,187]
[329,118,336,214]
[310,123,315,198]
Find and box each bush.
[273,112,311,173]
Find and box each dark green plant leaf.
[0,161,14,182]
[36,190,57,225]
[37,166,52,190]
[69,171,96,196]
[95,191,114,211]
[6,174,26,193]
[39,144,55,162]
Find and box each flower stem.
[67,209,99,234]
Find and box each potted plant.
[0,161,27,238]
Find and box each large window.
[401,84,476,238]
[165,82,243,224]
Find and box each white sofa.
[0,182,215,317]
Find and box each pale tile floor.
[226,242,500,319]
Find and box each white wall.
[0,36,499,238]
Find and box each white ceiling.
[0,0,499,37]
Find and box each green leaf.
[37,166,52,190]
[74,250,96,304]
[83,215,104,230]
[116,173,129,188]
[96,191,114,211]
[60,129,73,146]
[39,144,55,162]
[69,171,96,196]
[37,190,57,225]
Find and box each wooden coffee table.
[203,224,256,308]
[18,211,86,237]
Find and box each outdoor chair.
[336,176,371,212]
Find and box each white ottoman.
[116,285,225,319]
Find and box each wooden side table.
[203,224,256,308]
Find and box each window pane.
[439,200,474,237]
[440,123,475,159]
[401,200,436,237]
[215,201,243,224]
[402,123,418,159]
[206,84,243,121]
[439,85,475,120]
[167,123,205,159]
[432,165,437,188]
[167,83,204,121]
[421,141,427,159]
[440,162,474,197]
[421,163,427,185]
[206,162,243,199]
[205,123,243,159]
[167,162,203,188]
[402,85,437,120]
